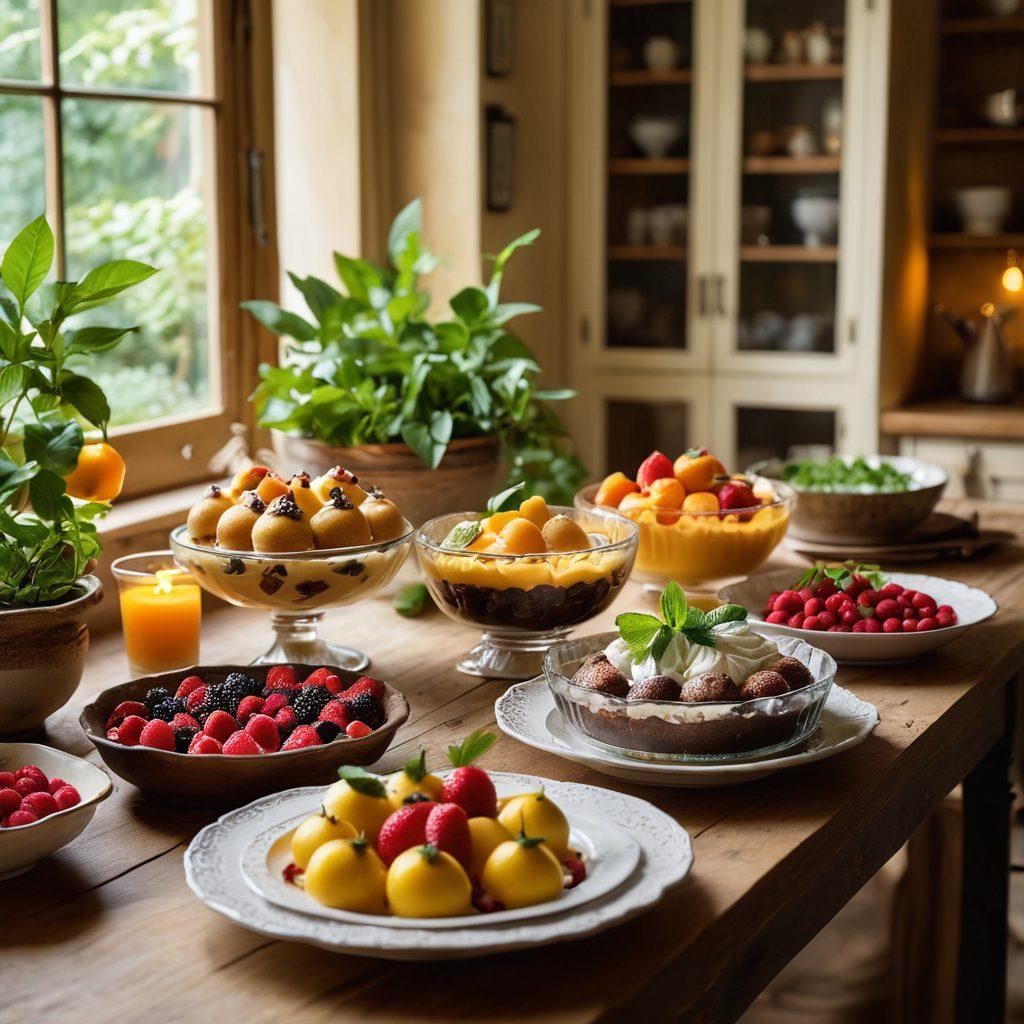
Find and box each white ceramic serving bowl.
[643,36,679,71]
[0,743,112,879]
[791,195,839,246]
[953,186,1012,236]
[719,570,998,665]
[629,115,685,159]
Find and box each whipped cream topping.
[604,621,779,685]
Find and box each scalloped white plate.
[496,678,879,787]
[242,794,640,929]
[719,571,997,664]
[184,773,692,960]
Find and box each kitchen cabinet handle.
[714,274,726,316]
[697,275,709,317]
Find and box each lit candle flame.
[153,569,178,596]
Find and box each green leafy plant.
[790,561,887,593]
[0,215,156,606]
[781,456,913,493]
[244,200,587,502]
[615,582,747,662]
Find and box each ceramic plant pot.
[272,431,502,527]
[0,576,103,737]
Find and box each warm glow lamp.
[1002,249,1023,293]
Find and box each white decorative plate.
[242,795,640,929]
[719,570,997,664]
[184,772,692,960]
[496,679,879,787]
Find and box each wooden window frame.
[0,0,278,500]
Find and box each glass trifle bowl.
[416,506,639,680]
[169,523,414,669]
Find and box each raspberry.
[765,610,788,624]
[52,785,81,811]
[875,599,899,620]
[280,725,322,750]
[862,617,882,633]
[106,700,147,729]
[265,665,300,691]
[318,700,352,729]
[902,619,918,633]
[814,578,838,598]
[912,591,933,610]
[315,721,342,743]
[22,791,58,818]
[185,686,208,713]
[139,719,176,751]
[818,611,837,628]
[46,777,67,795]
[564,857,587,888]
[0,772,14,788]
[786,612,805,629]
[473,893,505,914]
[244,714,281,753]
[0,789,21,816]
[15,765,46,783]
[175,675,206,699]
[936,611,956,628]
[14,776,43,797]
[803,598,823,616]
[825,593,846,614]
[345,693,385,729]
[274,706,298,735]
[174,727,198,753]
[857,590,879,608]
[775,591,803,614]
[798,587,815,604]
[117,715,147,746]
[846,574,871,595]
[718,480,758,515]
[883,617,902,633]
[917,617,939,631]
[188,733,222,755]
[236,695,266,725]
[346,720,372,739]
[222,731,264,756]
[802,615,823,630]
[170,713,200,731]
[879,582,904,599]
[203,710,237,744]
[343,676,385,702]
[262,692,289,717]
[6,809,38,827]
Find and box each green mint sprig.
[614,582,747,663]
[440,481,528,550]
[791,560,886,593]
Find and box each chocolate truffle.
[570,654,630,698]
[740,670,790,700]
[680,672,742,704]
[628,675,682,702]
[768,656,812,691]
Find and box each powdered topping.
[204,484,224,499]
[239,490,266,513]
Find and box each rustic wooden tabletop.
[2,500,1022,1024]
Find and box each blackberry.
[292,685,333,725]
[151,697,185,722]
[225,672,262,697]
[345,692,385,729]
[314,721,342,743]
[195,683,240,720]
[262,686,295,700]
[174,727,198,753]
[144,686,172,712]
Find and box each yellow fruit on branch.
[64,441,125,503]
[304,837,388,912]
[386,844,473,918]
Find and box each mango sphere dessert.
[215,490,266,551]
[288,471,323,520]
[310,488,373,549]
[187,483,234,544]
[361,489,407,542]
[251,492,315,553]
[311,465,367,507]
[227,464,270,500]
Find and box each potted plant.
[0,215,155,735]
[244,200,586,523]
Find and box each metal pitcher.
[936,303,1015,404]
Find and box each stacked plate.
[184,772,693,960]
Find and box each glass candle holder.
[112,551,201,677]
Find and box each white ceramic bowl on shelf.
[953,186,1012,236]
[629,115,685,158]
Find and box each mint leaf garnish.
[788,560,888,594]
[339,764,387,798]
[447,729,498,767]
[442,520,482,549]
[394,582,429,617]
[706,603,747,628]
[403,749,427,782]
[615,612,666,662]
[485,481,526,515]
[659,581,688,630]
[618,586,749,659]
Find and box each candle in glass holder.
[113,554,201,676]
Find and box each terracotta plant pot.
[272,431,502,526]
[0,576,103,737]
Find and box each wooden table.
[3,501,1022,1024]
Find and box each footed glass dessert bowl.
[416,506,638,680]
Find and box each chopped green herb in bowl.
[780,457,913,494]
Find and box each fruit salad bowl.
[416,507,638,680]
[0,742,112,879]
[170,522,414,670]
[80,665,410,807]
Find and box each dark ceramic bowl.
[80,664,409,807]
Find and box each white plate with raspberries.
[720,568,997,665]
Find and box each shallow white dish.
[242,793,640,929]
[0,743,113,879]
[719,571,997,665]
[497,679,879,787]
[185,772,692,960]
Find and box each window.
[0,0,276,497]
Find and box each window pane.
[0,0,42,81]
[63,97,215,426]
[0,94,46,249]
[58,0,206,95]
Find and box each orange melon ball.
[674,452,726,493]
[497,517,546,555]
[594,471,639,509]
[227,465,270,500]
[647,477,685,508]
[518,495,550,528]
[256,472,291,505]
[683,491,720,514]
[618,492,655,516]
[541,514,590,552]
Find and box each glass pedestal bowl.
[574,477,794,608]
[415,507,638,680]
[169,523,414,670]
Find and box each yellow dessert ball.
[482,838,564,909]
[361,493,407,542]
[310,489,373,549]
[497,517,546,555]
[498,790,571,859]
[291,812,357,870]
[683,491,720,514]
[648,477,685,508]
[187,484,234,544]
[518,495,550,528]
[322,777,392,843]
[467,816,512,877]
[227,464,270,500]
[215,491,266,551]
[311,466,367,506]
[255,472,291,505]
[303,838,388,913]
[541,514,590,552]
[251,492,315,553]
[386,845,473,918]
[288,472,324,520]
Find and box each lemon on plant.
[322,766,392,843]
[497,788,571,859]
[386,844,473,918]
[291,812,357,869]
[482,831,565,910]
[304,837,388,912]
[467,816,512,877]
[385,750,444,810]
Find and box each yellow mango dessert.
[310,489,373,549]
[251,492,316,553]
[186,484,234,544]
[215,490,265,551]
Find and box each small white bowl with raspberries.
[0,742,112,878]
[720,565,997,664]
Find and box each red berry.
[185,686,208,712]
[936,612,956,628]
[266,665,300,690]
[222,731,264,756]
[798,587,815,604]
[22,791,58,818]
[0,771,13,788]
[376,802,435,865]
[345,720,372,739]
[203,709,238,744]
[902,619,918,633]
[841,608,860,626]
[281,724,322,750]
[825,593,847,614]
[852,620,867,633]
[14,776,43,797]
[262,692,290,717]
[322,673,343,695]
[765,610,788,624]
[442,766,497,819]
[802,615,824,631]
[814,579,838,598]
[106,728,119,742]
[787,612,805,628]
[776,590,803,614]
[846,574,871,595]
[15,765,46,783]
[425,803,471,869]
[911,591,932,610]
[244,713,281,753]
[883,617,902,633]
[236,695,266,725]
[917,604,937,620]
[52,785,81,811]
[106,700,147,729]
[139,719,175,751]
[818,610,837,628]
[874,599,899,620]
[937,604,956,618]
[804,598,824,617]
[835,624,851,632]
[188,733,222,755]
[903,607,918,621]
[766,591,780,608]
[827,625,841,632]
[636,450,675,490]
[6,808,38,827]
[319,700,352,729]
[718,480,758,514]
[117,715,147,746]
[474,893,505,913]
[170,713,200,732]
[46,777,67,795]
[301,667,333,690]
[175,675,205,699]
[862,617,882,633]
[343,676,386,702]
[274,706,298,734]
[0,789,21,816]
[857,590,879,607]
[917,617,938,632]
[564,857,587,888]
[900,589,918,604]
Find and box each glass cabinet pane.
[605,0,693,350]
[735,0,844,356]
[736,405,835,471]
[605,399,690,477]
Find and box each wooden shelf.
[608,244,686,261]
[740,245,838,262]
[940,15,1024,34]
[609,157,690,174]
[742,155,841,174]
[610,68,692,86]
[610,0,690,6]
[929,233,1024,249]
[881,397,1024,441]
[744,63,844,82]
[935,127,1024,144]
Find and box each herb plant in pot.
[244,200,585,524]
[0,216,153,735]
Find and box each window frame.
[0,0,278,499]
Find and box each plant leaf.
[241,300,317,341]
[402,749,428,782]
[450,287,490,325]
[23,418,83,475]
[394,582,429,618]
[659,581,688,630]
[387,197,422,264]
[1,215,53,308]
[446,729,498,767]
[401,409,451,470]
[0,452,39,503]
[615,611,666,662]
[67,259,157,311]
[59,372,111,432]
[64,324,138,355]
[485,480,526,514]
[705,603,748,628]
[442,519,482,549]
[337,765,387,798]
[27,468,67,521]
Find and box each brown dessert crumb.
[741,670,790,700]
[571,655,630,698]
[680,672,742,703]
[628,675,681,702]
[768,656,812,691]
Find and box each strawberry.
[117,715,147,746]
[185,686,208,713]
[636,450,675,491]
[318,700,352,729]
[376,801,435,865]
[265,665,300,691]
[106,700,147,730]
[222,731,264,756]
[564,857,586,888]
[139,719,175,751]
[175,675,205,699]
[244,713,281,753]
[717,480,758,513]
[281,724,322,750]
[13,776,43,797]
[203,710,237,744]
[343,676,385,702]
[170,712,200,731]
[0,772,13,789]
[0,788,20,817]
[345,721,371,738]
[262,692,290,717]
[424,803,471,869]
[442,730,499,818]
[236,695,265,725]
[188,733,222,755]
[302,667,334,689]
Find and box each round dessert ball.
[187,484,234,544]
[360,491,407,542]
[680,672,742,703]
[768,656,812,691]
[628,675,681,702]
[215,491,266,551]
[541,514,590,552]
[740,670,790,700]
[251,492,315,552]
[227,464,269,499]
[311,488,372,548]
[288,472,324,520]
[570,654,630,698]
